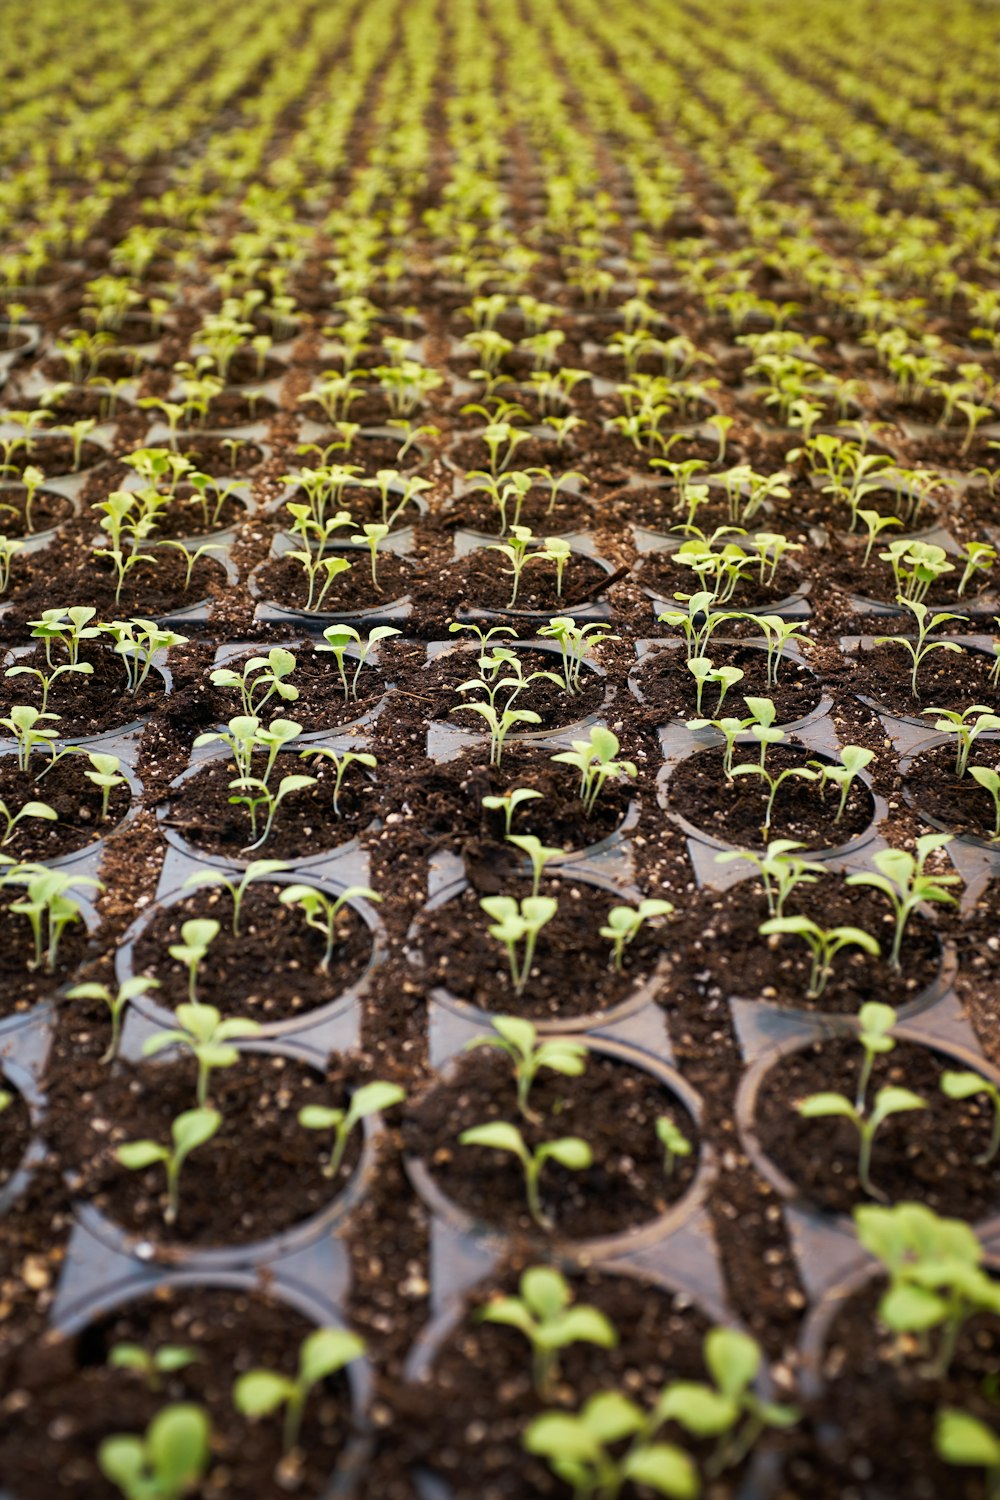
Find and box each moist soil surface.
[904,740,1000,842]
[159,752,376,859]
[0,486,75,537]
[0,754,131,859]
[665,743,875,847]
[254,551,413,614]
[752,1035,1000,1220]
[0,889,91,1015]
[663,877,944,1015]
[414,872,669,1019]
[129,881,374,1021]
[391,741,634,852]
[0,642,166,735]
[50,1051,362,1246]
[0,1082,31,1184]
[3,545,224,625]
[450,548,611,615]
[444,484,594,536]
[632,642,822,724]
[404,1047,699,1239]
[0,1285,359,1499]
[849,640,999,716]
[637,551,804,609]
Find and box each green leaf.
[521,1266,569,1320]
[345,1080,405,1126]
[797,1092,857,1122]
[880,1282,947,1332]
[936,1408,1000,1468]
[298,1104,344,1130]
[147,1403,211,1489]
[117,1140,169,1170]
[98,1435,146,1489]
[543,1136,593,1170]
[298,1327,365,1388]
[658,1381,738,1436]
[234,1370,294,1418]
[171,1107,221,1157]
[524,1413,601,1465]
[552,1307,617,1350]
[704,1326,760,1399]
[583,1389,646,1444]
[459,1122,527,1158]
[622,1443,701,1498]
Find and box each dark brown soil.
[141,486,247,539]
[0,642,165,735]
[0,888,91,1017]
[444,483,594,536]
[666,743,875,847]
[422,647,607,731]
[0,486,74,537]
[392,742,634,852]
[159,752,376,860]
[632,642,822,724]
[753,1036,1000,1219]
[0,1285,360,1498]
[52,1051,360,1245]
[450,548,612,614]
[0,1081,31,1183]
[404,1048,698,1239]
[179,393,277,428]
[129,881,373,1021]
[0,753,131,859]
[414,873,668,1020]
[4,546,224,626]
[664,877,943,1015]
[255,552,413,613]
[3,438,107,478]
[174,436,266,474]
[905,741,1000,841]
[851,641,999,715]
[808,1281,1000,1500]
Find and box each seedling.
[808,745,874,822]
[5,653,92,715]
[537,617,619,694]
[874,601,967,700]
[233,1327,366,1455]
[715,840,823,918]
[760,915,880,999]
[552,726,637,816]
[798,1078,925,1200]
[0,536,23,594]
[117,1107,221,1226]
[923,704,1000,778]
[287,549,351,611]
[298,1079,404,1178]
[350,521,389,590]
[0,797,56,846]
[182,860,289,936]
[507,833,563,896]
[458,1121,592,1230]
[855,1202,1000,1376]
[601,899,673,971]
[229,770,316,852]
[465,1014,587,1122]
[452,700,542,765]
[6,867,101,971]
[940,1069,1000,1164]
[0,705,60,772]
[101,620,188,696]
[278,883,380,971]
[168,918,219,1005]
[317,624,400,699]
[108,1343,200,1393]
[142,1003,262,1107]
[730,757,819,838]
[935,1409,1000,1497]
[879,539,954,603]
[98,1403,211,1500]
[83,752,127,822]
[67,977,159,1064]
[482,786,543,835]
[481,894,558,994]
[656,1116,692,1178]
[524,1391,698,1499]
[300,746,376,815]
[970,766,1000,838]
[846,833,959,968]
[853,1002,900,1109]
[479,1266,616,1397]
[210,648,299,718]
[957,541,997,597]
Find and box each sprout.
[846,834,959,969]
[233,1327,366,1455]
[142,1003,262,1108]
[923,704,1000,779]
[538,616,618,694]
[507,833,563,896]
[524,1392,698,1499]
[479,1266,616,1398]
[970,766,1000,839]
[182,860,289,936]
[807,745,874,823]
[715,840,823,919]
[210,648,298,718]
[117,1107,221,1226]
[83,751,127,822]
[316,624,400,700]
[551,726,637,816]
[350,521,390,590]
[167,918,219,1005]
[98,1403,212,1500]
[481,894,558,995]
[656,1116,692,1178]
[67,977,159,1065]
[465,1014,587,1122]
[0,797,56,846]
[108,1343,200,1393]
[759,915,880,999]
[300,746,376,815]
[298,1080,404,1179]
[600,899,673,972]
[5,866,101,972]
[935,1409,1000,1494]
[940,1069,1000,1165]
[482,786,543,836]
[278,882,380,971]
[458,1121,592,1230]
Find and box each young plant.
[601,899,674,972]
[846,833,960,969]
[167,918,219,1005]
[317,624,400,700]
[233,1327,366,1456]
[0,705,60,771]
[923,704,1000,778]
[479,1266,616,1398]
[524,1391,698,1500]
[808,745,874,822]
[108,1343,200,1393]
[298,1080,405,1178]
[67,976,159,1064]
[875,601,968,700]
[209,648,299,719]
[6,867,101,972]
[935,1409,1000,1498]
[300,746,376,815]
[537,617,619,694]
[730,756,819,838]
[350,522,390,590]
[551,726,637,816]
[182,860,289,936]
[482,786,543,835]
[714,840,823,918]
[142,1003,262,1107]
[278,883,380,971]
[102,620,188,696]
[458,1121,592,1231]
[0,797,56,846]
[465,1014,587,1122]
[970,766,1000,838]
[759,915,880,999]
[481,895,558,994]
[98,1404,211,1500]
[116,1107,221,1226]
[83,751,127,822]
[656,1116,693,1178]
[940,1069,1000,1165]
[507,833,564,897]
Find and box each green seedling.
[67,977,159,1064]
[600,899,673,972]
[108,1343,200,1394]
[846,833,959,969]
[210,648,298,718]
[317,624,400,699]
[481,894,558,994]
[298,1080,405,1179]
[458,1121,592,1231]
[278,883,380,971]
[7,867,101,972]
[233,1327,366,1456]
[506,833,563,897]
[970,766,1000,838]
[450,701,542,766]
[182,860,289,936]
[479,1266,616,1398]
[798,1084,925,1200]
[537,617,619,694]
[656,1116,693,1178]
[465,1014,587,1122]
[84,752,127,822]
[168,918,219,1005]
[300,746,376,815]
[1,705,60,772]
[117,1107,221,1226]
[524,1391,699,1499]
[940,1070,1000,1165]
[923,704,1000,778]
[101,620,188,696]
[759,915,880,999]
[142,1003,262,1107]
[715,840,823,919]
[808,745,874,822]
[350,522,390,590]
[98,1403,211,1500]
[551,726,637,816]
[0,536,23,594]
[730,759,819,838]
[482,786,543,836]
[935,1409,1000,1498]
[0,797,56,846]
